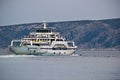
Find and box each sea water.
[0,54,120,80]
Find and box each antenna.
[43,21,47,29]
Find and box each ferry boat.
[9,23,77,56]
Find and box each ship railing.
[67,41,77,47]
[10,40,24,46]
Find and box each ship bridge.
[34,22,55,33]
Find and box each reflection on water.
[0,55,120,80]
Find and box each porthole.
[34,50,36,53]
[64,52,66,54]
[59,52,61,55]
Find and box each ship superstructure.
[9,23,77,56]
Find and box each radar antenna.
[43,22,47,29]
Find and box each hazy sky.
[0,0,120,26]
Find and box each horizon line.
[1,17,120,27]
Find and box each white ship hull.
[9,45,76,56]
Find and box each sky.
[0,0,120,26]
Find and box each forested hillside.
[0,18,120,50]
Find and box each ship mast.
[43,22,47,29]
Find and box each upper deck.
[23,22,64,41]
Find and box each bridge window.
[36,29,51,33]
[56,39,63,41]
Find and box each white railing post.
[30,41,32,45]
[11,40,13,46]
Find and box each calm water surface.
[0,55,120,80]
